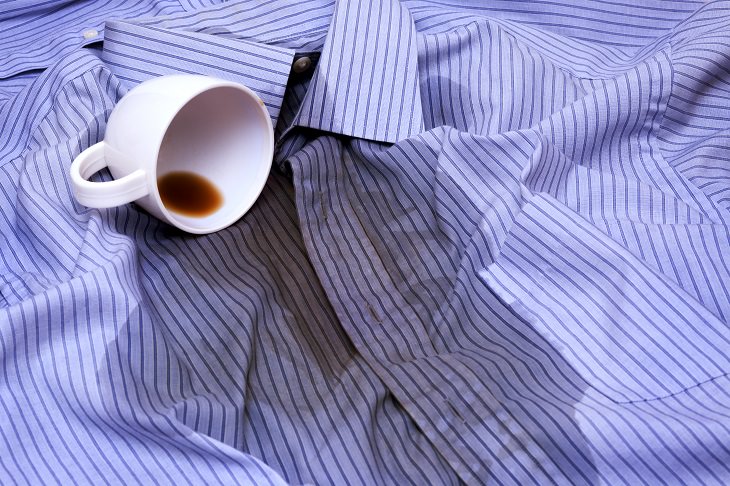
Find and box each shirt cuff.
[101,19,294,127]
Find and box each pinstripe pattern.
[1,0,730,484]
[0,1,190,79]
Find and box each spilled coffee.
[158,171,223,217]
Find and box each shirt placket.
[279,0,523,481]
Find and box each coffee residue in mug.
[158,171,223,217]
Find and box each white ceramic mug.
[70,74,273,234]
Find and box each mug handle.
[70,142,149,208]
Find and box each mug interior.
[155,85,271,232]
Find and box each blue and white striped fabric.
[1,0,730,484]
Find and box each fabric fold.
[481,193,730,403]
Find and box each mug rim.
[148,76,274,234]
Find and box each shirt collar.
[101,17,295,127]
[294,0,424,143]
[101,0,423,143]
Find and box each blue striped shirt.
[1,0,729,484]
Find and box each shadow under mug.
[70,74,274,234]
